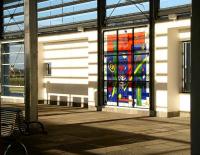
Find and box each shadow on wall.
[45,83,88,107]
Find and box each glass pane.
[1,42,24,97]
[104,27,150,108]
[107,81,118,106]
[133,82,149,108]
[2,86,24,97]
[104,31,117,55]
[160,0,191,9]
[3,0,24,34]
[118,81,133,107]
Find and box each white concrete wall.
[1,20,191,115]
[38,31,97,107]
[155,19,191,115]
[38,43,44,101]
[168,28,180,112]
[88,32,98,108]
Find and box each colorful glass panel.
[107,55,117,81]
[104,28,149,108]
[107,81,117,103]
[107,35,117,53]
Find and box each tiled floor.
[3,104,191,155]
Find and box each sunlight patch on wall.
[43,42,88,50]
[155,62,167,74]
[155,49,168,61]
[180,93,190,112]
[156,90,168,110]
[44,48,88,59]
[155,76,168,83]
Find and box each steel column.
[149,0,159,116]
[97,0,106,108]
[24,0,38,121]
[191,0,200,153]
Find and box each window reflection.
[1,42,24,97]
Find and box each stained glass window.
[104,27,149,108]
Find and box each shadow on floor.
[1,104,190,155]
[22,116,190,154]
[23,123,157,155]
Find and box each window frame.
[182,40,191,93]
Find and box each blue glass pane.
[3,6,23,16]
[106,0,128,5]
[160,0,191,8]
[50,8,63,16]
[51,17,63,26]
[4,24,24,33]
[3,0,23,7]
[106,2,149,17]
[38,10,51,18]
[38,19,51,28]
[38,1,50,9]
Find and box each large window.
[182,41,191,93]
[106,0,149,26]
[3,0,24,33]
[37,0,97,28]
[160,0,191,9]
[1,42,24,97]
[3,0,97,33]
[104,27,149,108]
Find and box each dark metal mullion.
[149,0,158,116]
[103,31,106,106]
[116,30,119,106]
[188,42,192,92]
[132,28,135,107]
[97,0,106,108]
[182,43,185,92]
[184,43,187,91]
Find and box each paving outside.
[2,104,190,155]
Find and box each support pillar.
[149,0,159,116]
[0,1,3,153]
[191,0,200,153]
[97,0,106,109]
[24,0,38,121]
